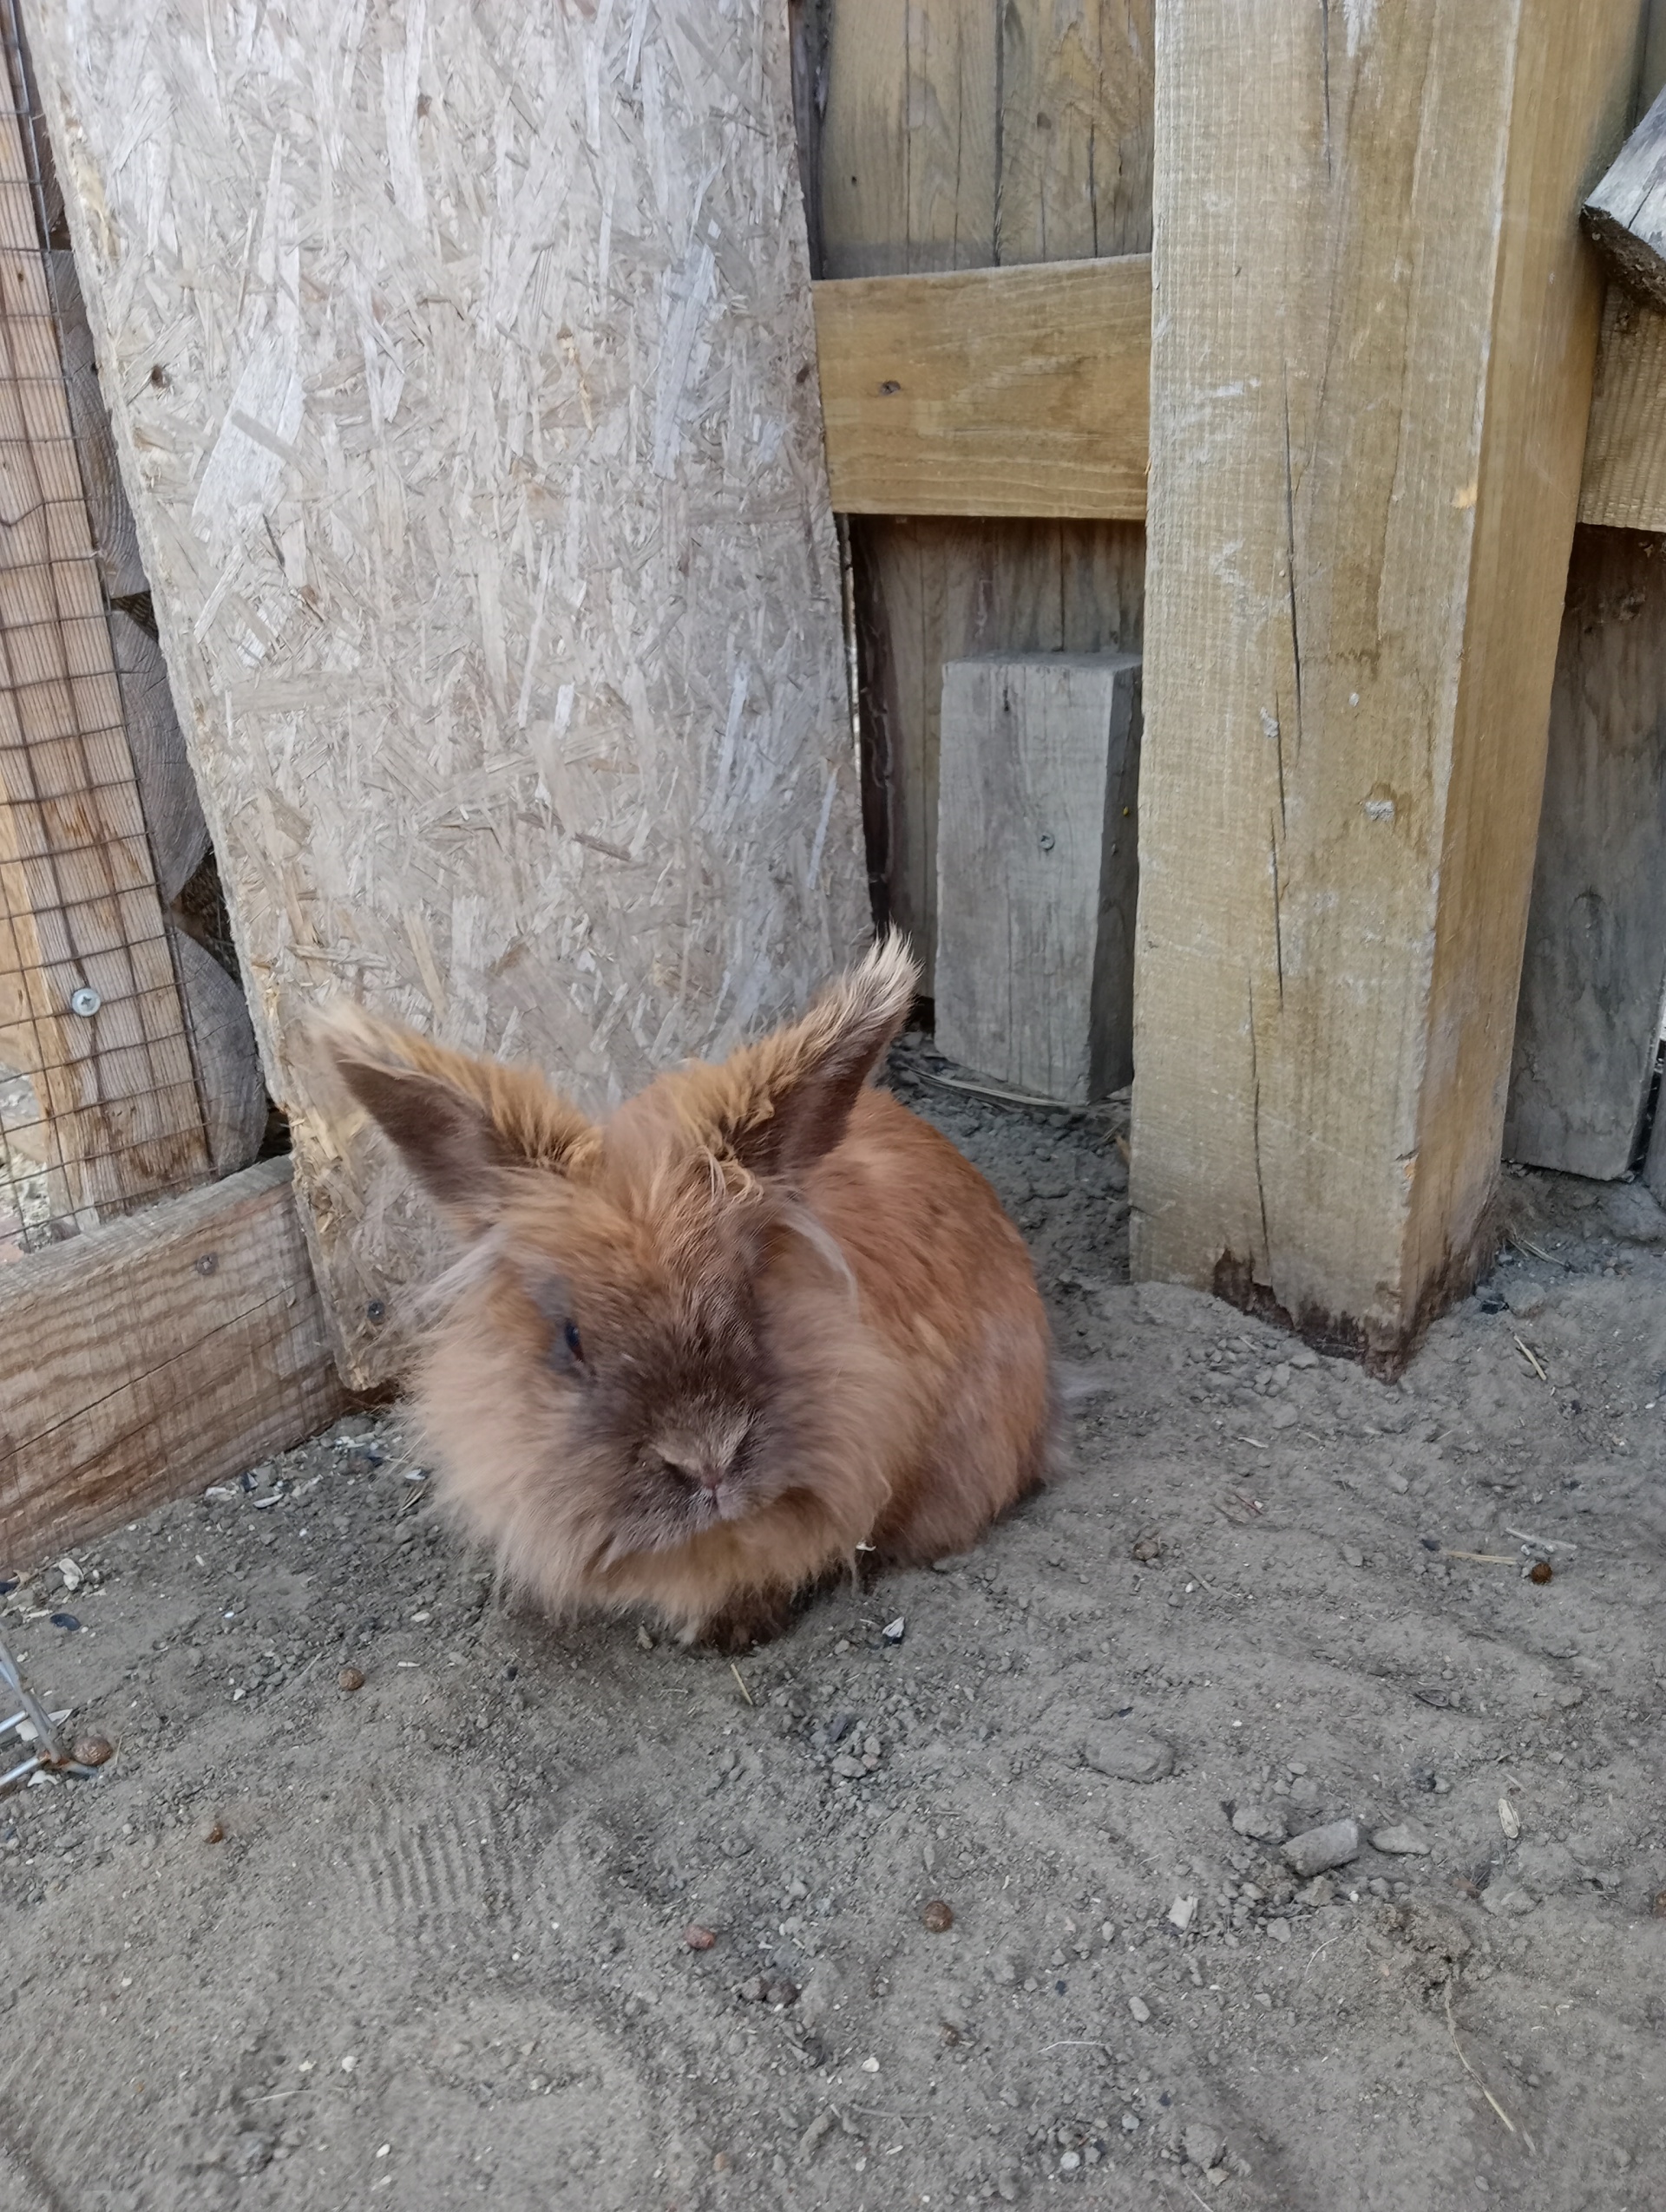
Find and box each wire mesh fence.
[0,0,213,1258]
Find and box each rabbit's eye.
[562,1319,584,1364]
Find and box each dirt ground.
[3,1034,1665,2212]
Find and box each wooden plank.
[935,652,1140,1103]
[1584,82,1666,310]
[1578,289,1666,527]
[812,256,1151,519]
[817,0,997,278]
[36,0,867,1387]
[849,515,1145,983]
[1130,0,1640,1373]
[0,88,208,1229]
[997,0,1155,264]
[0,1156,345,1566]
[815,1,1153,989]
[1505,527,1666,1178]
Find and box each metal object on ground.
[0,1622,65,1793]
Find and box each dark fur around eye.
[563,1319,584,1362]
[545,1312,586,1376]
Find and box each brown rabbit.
[316,933,1053,1650]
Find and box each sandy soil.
[3,1037,1664,2212]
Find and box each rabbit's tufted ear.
[311,1005,600,1234]
[693,932,920,1182]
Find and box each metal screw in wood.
[0,1625,65,1794]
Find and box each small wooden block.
[935,652,1141,1104]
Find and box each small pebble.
[882,1617,906,1644]
[73,1736,114,1767]
[1059,2150,1080,2172]
[1127,1996,1151,2023]
[49,1613,80,1632]
[203,1821,225,1844]
[1369,1823,1432,1856]
[1341,1545,1364,1568]
[1651,1890,1666,1919]
[1081,1726,1175,1783]
[1231,1802,1287,1843]
[922,1899,954,1933]
[1528,1561,1552,1586]
[712,2151,731,2172]
[1282,1817,1361,1877]
[860,2055,880,2072]
[338,1666,365,1693]
[683,1925,718,1951]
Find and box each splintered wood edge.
[0,1157,348,1567]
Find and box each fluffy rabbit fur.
[316,933,1054,1650]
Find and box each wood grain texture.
[812,256,1150,518]
[35,0,867,1385]
[0,92,207,1226]
[1584,82,1666,310]
[1505,528,1666,1177]
[850,515,1145,977]
[815,0,1153,985]
[1131,0,1639,1371]
[171,926,266,1178]
[1578,288,1666,528]
[935,652,1140,1103]
[107,607,208,905]
[0,1155,344,1566]
[997,0,1155,264]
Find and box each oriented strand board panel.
[1131,0,1639,1372]
[0,1157,344,1566]
[812,257,1151,519]
[813,0,1153,986]
[35,1,867,1384]
[935,653,1141,1103]
[1506,528,1666,1177]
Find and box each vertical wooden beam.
[935,651,1141,1103]
[1131,0,1641,1371]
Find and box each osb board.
[811,0,1152,985]
[0,1156,344,1566]
[34,1,867,1386]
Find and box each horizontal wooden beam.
[1577,286,1666,527]
[815,255,1666,533]
[0,1156,347,1566]
[811,256,1151,520]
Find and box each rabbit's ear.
[705,931,919,1181]
[310,1006,599,1232]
